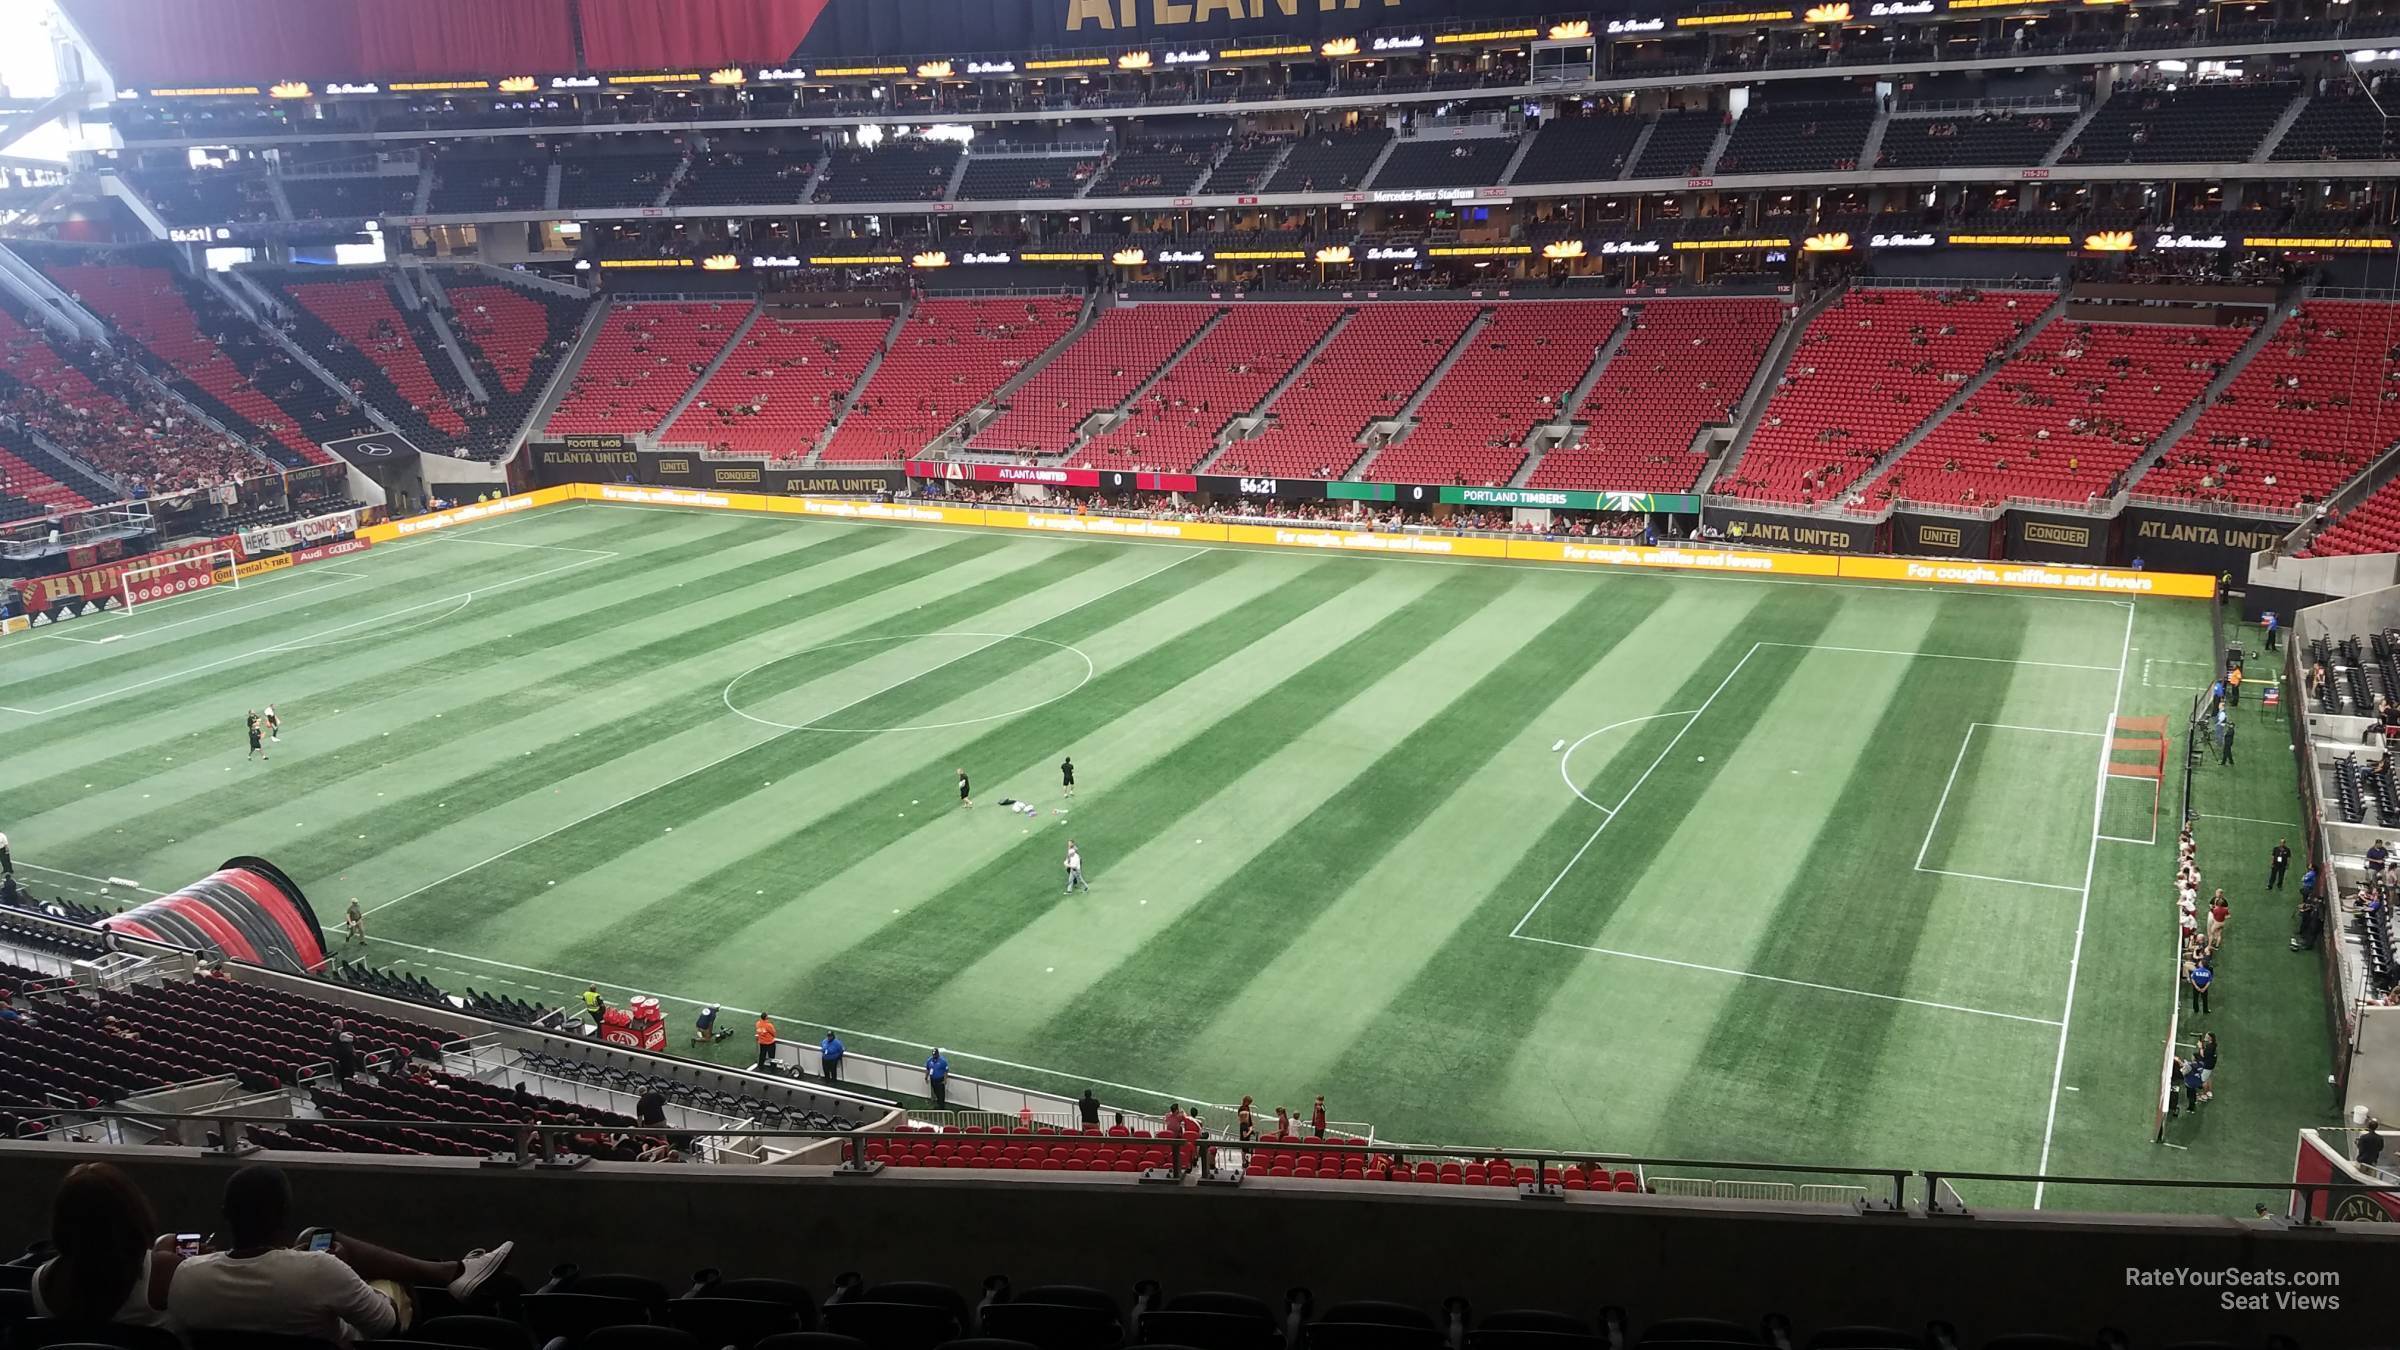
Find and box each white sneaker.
[447,1241,514,1300]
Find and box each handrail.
[14,1106,2397,1225]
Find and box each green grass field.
[0,501,2339,1212]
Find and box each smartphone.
[305,1229,336,1253]
[175,1233,201,1257]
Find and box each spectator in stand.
[30,1162,182,1334]
[1310,1094,1327,1139]
[169,1162,513,1345]
[1078,1087,1101,1128]
[2360,1117,2385,1171]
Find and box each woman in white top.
[29,1161,184,1338]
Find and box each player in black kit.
[246,711,267,762]
[957,767,972,808]
[1061,755,1076,799]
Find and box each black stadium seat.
[518,1293,654,1346]
[1470,1307,1608,1350]
[976,1284,1121,1350]
[416,1313,541,1350]
[13,1320,185,1350]
[755,1336,870,1350]
[666,1296,806,1348]
[579,1329,700,1350]
[1305,1299,1447,1350]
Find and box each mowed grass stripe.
[1647,601,2060,1175]
[2,517,852,812]
[533,553,1367,972]
[50,534,1080,896]
[0,507,676,709]
[1166,582,1772,1103]
[1317,595,1837,1146]
[375,545,1202,934]
[1029,575,1677,1073]
[779,567,1520,1034]
[604,563,1453,1013]
[452,546,1258,955]
[28,525,964,855]
[0,511,732,768]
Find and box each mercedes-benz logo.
[358,443,394,458]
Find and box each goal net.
[121,549,239,612]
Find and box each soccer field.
[0,501,2333,1211]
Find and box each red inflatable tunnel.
[102,857,328,974]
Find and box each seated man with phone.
[169,1162,513,1344]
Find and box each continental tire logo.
[2025,521,2091,548]
[1919,525,1962,549]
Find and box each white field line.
[1914,723,2108,886]
[1508,933,2063,1027]
[0,552,610,717]
[1509,643,1761,939]
[2033,595,2136,1209]
[1758,642,2120,672]
[16,862,161,893]
[362,546,1215,918]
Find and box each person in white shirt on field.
[170,1163,512,1345]
[1064,841,1089,894]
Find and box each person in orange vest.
[753,1013,777,1071]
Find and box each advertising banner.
[322,429,424,472]
[237,508,360,557]
[293,537,374,565]
[1838,556,2214,598]
[12,536,238,615]
[1889,511,1993,560]
[228,553,295,581]
[2123,505,2293,585]
[527,437,641,484]
[2004,508,2113,565]
[1702,505,1880,553]
[2290,1130,2400,1222]
[1223,524,1508,558]
[906,459,1195,493]
[641,452,904,495]
[788,0,1568,60]
[541,484,2219,599]
[1515,538,1840,575]
[1440,486,1703,513]
[358,488,566,542]
[996,511,1222,541]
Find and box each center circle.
[722,632,1095,734]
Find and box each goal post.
[121,548,239,612]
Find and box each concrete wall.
[2252,551,2400,603]
[3,1144,2393,1344]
